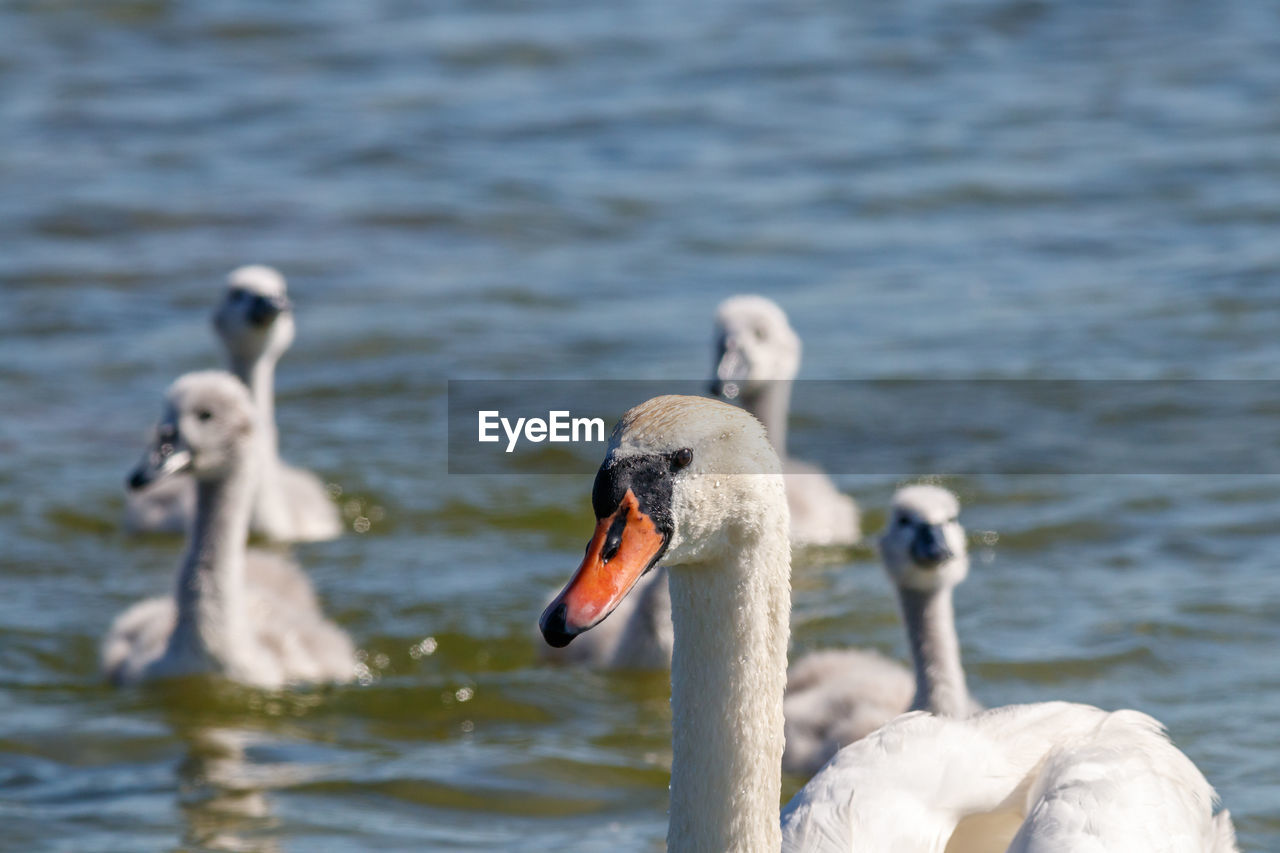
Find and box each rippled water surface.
[3,0,1280,849]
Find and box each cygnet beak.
[127,428,193,490]
[910,524,953,567]
[540,489,669,647]
[247,294,290,327]
[710,340,750,400]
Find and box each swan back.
[1009,709,1228,853]
[781,702,1234,853]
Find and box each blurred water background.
[2,0,1279,849]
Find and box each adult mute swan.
[539,395,1236,852]
[104,371,355,688]
[125,266,343,542]
[711,295,859,547]
[783,484,981,776]
[546,296,856,669]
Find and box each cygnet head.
[878,484,969,592]
[710,295,801,400]
[540,395,784,648]
[212,265,295,365]
[127,371,256,489]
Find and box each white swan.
[711,295,859,547]
[104,371,355,688]
[543,295,857,669]
[125,265,343,542]
[540,395,1236,852]
[783,484,981,776]
[783,703,1238,853]
[216,266,343,542]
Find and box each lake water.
[2,0,1279,849]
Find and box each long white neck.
[898,582,970,716]
[228,351,290,536]
[742,381,790,458]
[168,461,258,672]
[666,519,791,853]
[227,353,278,455]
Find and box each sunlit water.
[2,0,1279,849]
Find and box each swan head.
[212,265,295,364]
[878,484,969,592]
[709,295,801,401]
[540,395,785,647]
[127,371,256,489]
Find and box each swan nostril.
[601,513,628,564]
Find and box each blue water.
[2,0,1278,849]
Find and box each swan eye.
[196,409,213,422]
[228,287,248,302]
[897,514,912,527]
[673,448,693,470]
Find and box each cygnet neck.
[227,350,294,536]
[741,380,790,458]
[666,514,791,853]
[897,580,970,716]
[227,353,278,455]
[168,456,258,669]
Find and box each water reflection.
[176,726,280,853]
[155,681,330,853]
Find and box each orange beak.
[540,489,668,647]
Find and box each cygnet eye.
[673,448,693,470]
[196,410,213,422]
[753,325,767,341]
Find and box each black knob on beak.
[127,468,150,491]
